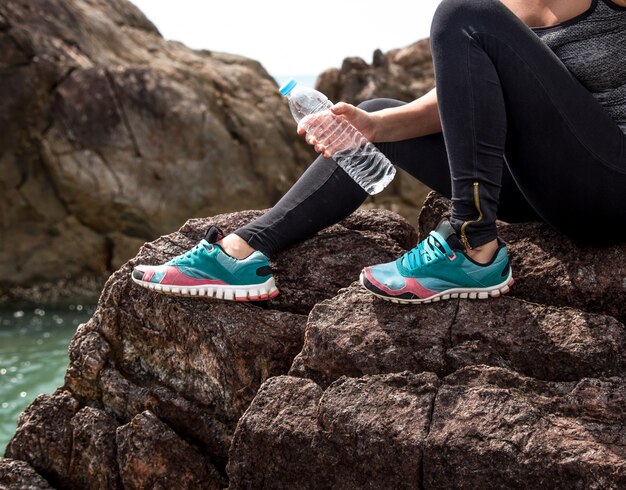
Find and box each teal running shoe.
[132,226,279,301]
[360,220,514,304]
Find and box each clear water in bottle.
[279,78,396,195]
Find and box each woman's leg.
[232,98,440,258]
[430,0,626,247]
[233,97,539,258]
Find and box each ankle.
[465,238,499,265]
[218,234,256,260]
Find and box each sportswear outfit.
[134,0,626,302]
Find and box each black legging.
[236,0,626,257]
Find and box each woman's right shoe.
[131,226,279,301]
[360,220,513,304]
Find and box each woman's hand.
[297,102,379,159]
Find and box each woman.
[132,0,626,303]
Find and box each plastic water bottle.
[279,78,396,195]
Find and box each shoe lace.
[398,231,455,273]
[169,241,211,264]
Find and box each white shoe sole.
[360,270,514,305]
[132,275,279,302]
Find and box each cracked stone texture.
[116,411,225,490]
[0,458,52,489]
[289,282,626,385]
[5,208,415,489]
[418,192,626,322]
[0,0,313,293]
[228,373,440,489]
[229,367,626,489]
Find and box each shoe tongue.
[433,219,464,252]
[204,225,224,244]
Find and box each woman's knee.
[430,0,505,42]
[356,98,406,113]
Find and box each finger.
[298,114,317,134]
[331,102,347,114]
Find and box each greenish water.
[0,304,95,456]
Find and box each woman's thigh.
[431,0,626,240]
[365,98,540,222]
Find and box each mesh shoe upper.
[363,220,511,299]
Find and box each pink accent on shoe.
[236,289,279,302]
[160,266,227,286]
[143,269,155,282]
[363,267,437,299]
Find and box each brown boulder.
[67,407,120,489]
[228,372,439,489]
[4,390,79,487]
[6,194,625,488]
[228,193,625,488]
[424,367,626,489]
[228,367,626,489]
[116,411,224,490]
[0,458,52,490]
[290,282,626,385]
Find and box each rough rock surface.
[316,39,435,222]
[229,368,626,489]
[5,195,625,488]
[5,208,416,488]
[0,458,52,489]
[290,283,626,385]
[0,0,313,294]
[116,411,224,490]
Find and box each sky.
[130,0,442,78]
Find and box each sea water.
[0,304,95,455]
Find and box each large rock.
[0,458,52,489]
[229,367,626,489]
[5,196,625,488]
[290,282,626,385]
[4,390,79,487]
[116,411,224,490]
[228,372,440,489]
[5,208,415,488]
[0,0,312,295]
[424,367,626,489]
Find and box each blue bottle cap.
[279,78,297,96]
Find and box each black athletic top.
[532,0,626,134]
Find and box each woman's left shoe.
[132,226,279,301]
[360,220,514,304]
